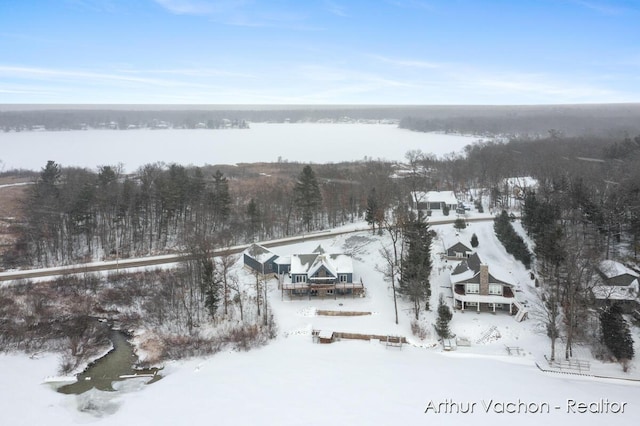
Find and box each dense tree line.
[399,104,640,138]
[494,210,532,269]
[6,159,405,267]
[400,132,640,366]
[8,161,237,266]
[510,134,640,365]
[3,104,639,135]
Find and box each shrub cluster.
[494,210,532,269]
[410,319,429,340]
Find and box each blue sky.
[1,0,639,104]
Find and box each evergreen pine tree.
[293,165,323,231]
[364,188,378,234]
[600,304,634,367]
[470,233,479,248]
[211,170,231,227]
[434,295,453,339]
[202,258,221,320]
[453,218,466,231]
[246,198,261,241]
[399,214,433,319]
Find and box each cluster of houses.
[243,243,364,299]
[242,185,639,327]
[243,235,530,322]
[410,177,539,215]
[444,238,640,321]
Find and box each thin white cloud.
[0,65,178,86]
[385,0,433,11]
[117,67,256,79]
[325,1,348,17]
[1,55,637,104]
[369,54,444,69]
[295,63,415,88]
[0,65,261,100]
[568,0,634,15]
[152,0,246,15]
[449,68,626,103]
[64,0,120,13]
[152,0,315,30]
[365,51,634,103]
[0,87,57,96]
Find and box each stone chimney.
[479,264,489,295]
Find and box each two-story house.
[282,245,362,299]
[450,253,522,316]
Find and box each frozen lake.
[0,123,479,172]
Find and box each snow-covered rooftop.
[450,253,512,287]
[412,190,459,206]
[592,283,638,301]
[289,245,353,276]
[273,255,291,266]
[599,260,639,280]
[244,244,277,263]
[503,176,539,189]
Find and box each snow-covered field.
[2,214,640,425]
[0,123,479,172]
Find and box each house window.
[295,275,307,283]
[488,284,502,295]
[466,284,479,294]
[327,289,334,295]
[455,252,463,258]
[339,274,348,283]
[466,301,477,306]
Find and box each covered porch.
[281,279,365,300]
[453,288,517,315]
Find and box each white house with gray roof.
[450,253,527,320]
[412,191,459,212]
[282,245,363,299]
[593,260,640,313]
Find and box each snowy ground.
[2,213,640,425]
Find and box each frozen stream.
[57,329,161,395]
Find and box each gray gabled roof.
[452,252,481,275]
[448,242,472,254]
[456,271,513,287]
[245,244,278,263]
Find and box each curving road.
[0,215,504,282]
